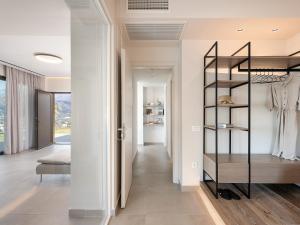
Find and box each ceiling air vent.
[128,0,169,10]
[125,23,184,40]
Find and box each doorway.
[119,67,173,208]
[54,93,71,144]
[134,69,172,159]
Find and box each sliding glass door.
[54,93,71,144]
[0,77,5,153]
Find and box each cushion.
[37,150,71,165]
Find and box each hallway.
[109,145,215,225]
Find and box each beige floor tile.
[0,145,105,225]
[109,215,145,225]
[112,145,214,225]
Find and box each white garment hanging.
[268,74,300,160]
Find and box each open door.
[120,49,133,208]
[36,90,54,149]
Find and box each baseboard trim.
[144,142,164,146]
[111,193,121,216]
[180,185,199,192]
[69,209,105,218]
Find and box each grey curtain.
[5,66,45,155]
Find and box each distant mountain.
[55,94,71,127]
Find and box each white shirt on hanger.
[268,73,300,160]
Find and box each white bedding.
[37,150,71,165]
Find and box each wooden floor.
[202,183,300,225]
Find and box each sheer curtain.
[5,66,45,155]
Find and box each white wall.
[180,39,288,186]
[0,65,4,76]
[165,77,172,158]
[137,82,143,145]
[120,0,300,19]
[286,32,300,55]
[45,77,71,92]
[69,2,108,212]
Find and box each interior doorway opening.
[134,68,172,159]
[54,92,71,144]
[118,66,175,210]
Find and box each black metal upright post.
[215,43,219,199]
[230,42,252,199]
[229,68,232,154]
[203,53,206,182]
[247,42,252,199]
[203,42,219,199]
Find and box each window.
[54,93,71,144]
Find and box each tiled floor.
[0,145,104,225]
[109,145,215,225]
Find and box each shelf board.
[204,125,248,131]
[144,123,164,126]
[203,153,300,183]
[144,105,164,108]
[205,56,300,70]
[205,80,248,89]
[204,104,248,108]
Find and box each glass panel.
[0,79,5,154]
[54,93,71,144]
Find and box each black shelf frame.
[204,105,249,109]
[204,80,248,89]
[203,42,252,199]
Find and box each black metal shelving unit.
[203,42,252,199]
[202,42,300,199]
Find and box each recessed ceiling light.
[34,53,63,64]
[272,28,279,32]
[237,28,244,32]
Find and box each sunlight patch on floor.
[197,186,226,225]
[0,187,38,218]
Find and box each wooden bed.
[204,154,300,184]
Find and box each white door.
[120,49,133,208]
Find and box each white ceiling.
[0,0,70,77]
[182,19,300,40]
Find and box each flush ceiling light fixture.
[237,28,244,32]
[34,53,63,64]
[272,28,279,32]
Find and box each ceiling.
[182,18,300,40]
[0,0,70,77]
[124,18,300,41]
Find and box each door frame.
[92,0,113,223]
[130,63,179,184]
[52,92,71,145]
